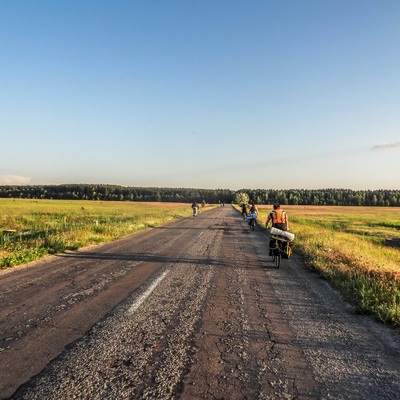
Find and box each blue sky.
[1,0,399,190]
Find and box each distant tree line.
[0,184,234,204]
[0,185,400,207]
[239,188,400,207]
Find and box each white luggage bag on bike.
[270,227,295,241]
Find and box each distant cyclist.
[191,201,199,218]
[266,203,288,231]
[249,203,258,216]
[241,203,248,218]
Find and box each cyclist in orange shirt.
[266,203,289,231]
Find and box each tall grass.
[0,199,202,270]
[256,206,400,326]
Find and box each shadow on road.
[57,251,222,267]
[57,250,272,270]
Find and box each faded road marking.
[129,270,169,313]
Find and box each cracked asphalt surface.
[1,206,399,399]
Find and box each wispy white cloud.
[0,175,31,185]
[372,140,400,150]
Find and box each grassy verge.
[253,205,400,326]
[0,199,214,270]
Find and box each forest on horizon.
[1,184,400,207]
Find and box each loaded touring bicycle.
[269,227,295,268]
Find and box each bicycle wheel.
[275,252,281,268]
[271,238,278,266]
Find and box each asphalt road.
[1,206,399,399]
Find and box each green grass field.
[256,205,400,326]
[0,199,206,270]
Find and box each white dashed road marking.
[129,270,169,313]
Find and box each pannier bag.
[269,238,294,258]
[282,241,294,259]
